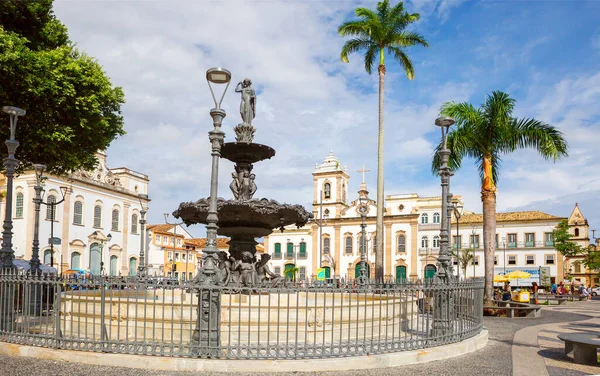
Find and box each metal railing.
[0,271,483,360]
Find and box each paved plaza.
[0,302,598,376]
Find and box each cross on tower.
[357,164,370,183]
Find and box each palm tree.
[432,91,568,303]
[339,0,428,280]
[452,247,475,278]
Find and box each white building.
[2,151,149,275]
[265,152,568,284]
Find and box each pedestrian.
[502,282,512,301]
[587,285,593,301]
[531,282,539,304]
[581,285,590,301]
[551,282,557,294]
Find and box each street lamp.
[502,236,507,275]
[41,185,68,269]
[452,200,462,279]
[0,106,25,269]
[30,164,46,274]
[358,195,369,284]
[137,194,148,277]
[164,213,185,280]
[431,115,455,337]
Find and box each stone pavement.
[0,303,598,376]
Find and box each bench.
[558,332,600,365]
[539,296,568,305]
[486,300,541,318]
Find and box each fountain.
[173,77,312,286]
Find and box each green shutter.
[287,243,293,257]
[274,243,281,256]
[299,242,306,257]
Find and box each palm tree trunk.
[481,190,496,304]
[375,64,385,282]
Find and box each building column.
[122,202,130,274]
[24,179,36,260]
[410,221,418,280]
[60,187,72,273]
[311,224,318,277]
[556,251,564,283]
[334,225,341,277]
[385,222,392,278]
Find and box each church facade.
[265,152,569,284]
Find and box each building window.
[494,255,498,265]
[323,237,330,254]
[470,235,480,249]
[156,234,161,243]
[175,253,180,262]
[453,235,462,249]
[299,241,307,257]
[71,252,81,269]
[526,255,535,265]
[433,212,440,224]
[495,234,499,248]
[274,266,281,275]
[397,234,406,253]
[15,192,23,218]
[286,242,293,257]
[93,205,102,228]
[274,243,281,257]
[525,233,535,247]
[574,262,581,273]
[111,209,119,231]
[473,256,479,266]
[131,214,138,234]
[345,236,353,254]
[129,257,137,276]
[507,233,517,248]
[421,236,429,248]
[545,254,555,265]
[508,255,516,265]
[574,228,580,237]
[421,213,428,224]
[73,201,83,225]
[182,253,186,261]
[544,232,554,247]
[46,195,57,220]
[167,251,172,260]
[433,236,440,248]
[299,267,306,281]
[324,183,331,199]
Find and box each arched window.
[433,212,440,224]
[575,228,580,237]
[131,214,138,234]
[110,255,118,276]
[345,236,353,254]
[111,209,119,231]
[397,234,406,252]
[323,237,330,254]
[421,236,429,248]
[129,257,137,276]
[46,195,57,220]
[324,183,331,199]
[15,192,24,218]
[421,213,428,224]
[71,252,81,270]
[73,201,83,225]
[93,205,102,228]
[433,236,440,248]
[43,249,52,265]
[90,243,101,275]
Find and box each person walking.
[531,282,539,304]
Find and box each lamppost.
[358,195,369,284]
[191,67,231,356]
[164,213,184,280]
[100,233,112,275]
[431,116,455,337]
[502,236,506,275]
[30,164,46,274]
[41,185,68,269]
[137,194,148,277]
[452,201,461,279]
[0,106,25,269]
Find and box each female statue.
[235,78,256,125]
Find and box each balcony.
[525,241,535,248]
[508,242,517,248]
[419,248,440,256]
[418,223,441,231]
[273,252,282,260]
[545,240,554,246]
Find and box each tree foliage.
[0,0,125,174]
[552,219,581,257]
[452,247,474,277]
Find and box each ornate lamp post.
[431,116,456,337]
[100,233,112,275]
[0,106,25,269]
[164,213,184,280]
[137,194,148,277]
[41,186,68,269]
[191,67,231,356]
[358,195,369,284]
[30,164,46,274]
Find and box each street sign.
[317,268,326,281]
[48,237,61,245]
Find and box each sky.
[52,0,600,239]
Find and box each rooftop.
[454,210,564,224]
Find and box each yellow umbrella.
[507,270,532,280]
[494,274,511,283]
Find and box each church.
[265,152,568,284]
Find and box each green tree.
[432,91,568,303]
[338,0,428,280]
[552,219,581,257]
[452,247,474,279]
[0,0,125,174]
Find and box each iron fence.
[0,271,483,360]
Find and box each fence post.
[54,279,62,348]
[0,269,16,332]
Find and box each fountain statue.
[174,78,312,287]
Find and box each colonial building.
[264,152,570,284]
[566,203,598,286]
[4,151,149,275]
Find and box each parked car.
[591,287,600,296]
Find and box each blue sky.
[53,0,600,239]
